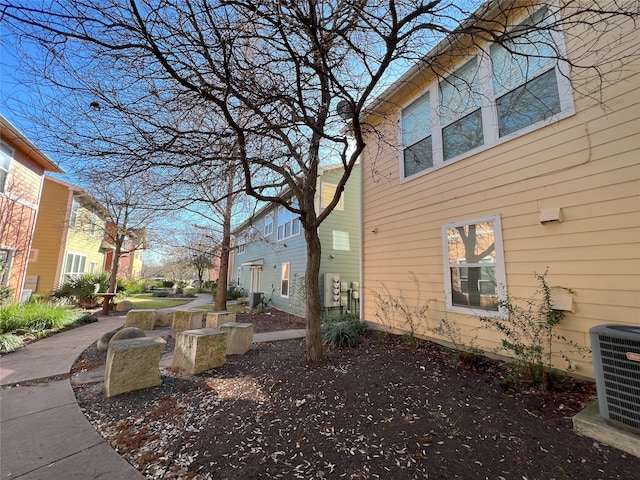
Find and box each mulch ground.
[71,308,640,479]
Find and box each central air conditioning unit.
[590,324,640,433]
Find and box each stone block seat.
[172,309,204,332]
[219,322,254,355]
[172,328,227,375]
[205,311,237,329]
[124,309,155,330]
[104,336,166,398]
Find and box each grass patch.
[124,294,192,310]
[0,302,87,353]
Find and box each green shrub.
[0,333,24,353]
[0,285,12,306]
[228,289,243,300]
[76,313,99,324]
[52,272,113,308]
[162,280,175,288]
[479,270,587,389]
[119,278,146,294]
[322,317,368,347]
[152,290,169,297]
[0,302,82,340]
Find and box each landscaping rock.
[97,330,118,352]
[104,336,166,397]
[115,300,133,312]
[109,327,146,346]
[154,310,173,328]
[124,309,155,330]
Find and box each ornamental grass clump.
[322,315,368,348]
[0,302,83,353]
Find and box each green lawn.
[124,294,193,310]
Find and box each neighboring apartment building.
[103,225,146,279]
[359,1,639,379]
[231,163,361,318]
[26,177,108,296]
[0,115,63,303]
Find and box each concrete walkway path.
[0,294,305,479]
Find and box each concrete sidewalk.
[0,295,305,479]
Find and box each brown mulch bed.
[72,309,640,479]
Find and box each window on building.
[89,261,97,274]
[277,203,301,241]
[0,142,12,193]
[0,248,13,285]
[400,7,571,180]
[64,252,86,279]
[490,8,560,137]
[442,215,506,317]
[237,243,245,254]
[439,57,484,161]
[402,93,433,177]
[264,214,274,236]
[70,198,79,228]
[320,182,344,211]
[280,262,290,297]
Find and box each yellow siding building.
[360,1,639,379]
[26,177,107,296]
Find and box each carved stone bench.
[172,328,227,375]
[124,309,155,330]
[172,309,204,332]
[153,310,173,328]
[219,322,254,355]
[205,311,237,329]
[104,337,166,398]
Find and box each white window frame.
[0,248,14,285]
[277,203,301,241]
[441,214,507,318]
[264,214,274,236]
[280,262,290,298]
[63,252,87,279]
[237,243,245,254]
[320,182,344,211]
[70,198,79,228]
[399,5,573,182]
[0,142,13,194]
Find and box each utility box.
[249,292,264,308]
[324,273,341,308]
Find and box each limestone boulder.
[104,337,166,397]
[115,300,133,312]
[153,310,173,328]
[97,330,117,352]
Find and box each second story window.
[0,142,12,193]
[264,214,274,236]
[400,6,572,180]
[277,203,301,241]
[70,198,79,228]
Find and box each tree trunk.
[108,240,122,294]
[214,182,234,311]
[304,225,324,362]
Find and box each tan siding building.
[27,177,107,296]
[360,0,639,379]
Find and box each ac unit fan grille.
[596,334,640,431]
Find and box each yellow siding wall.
[28,178,106,295]
[361,9,639,379]
[65,203,106,277]
[27,179,69,295]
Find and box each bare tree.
[2,0,637,360]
